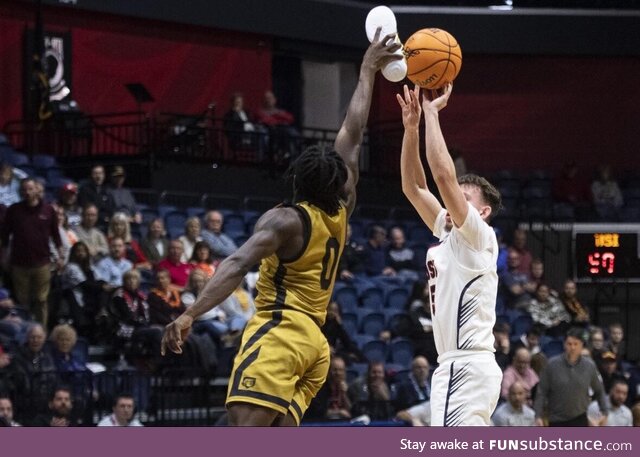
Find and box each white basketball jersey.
[426,204,498,357]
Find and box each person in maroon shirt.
[255,90,300,162]
[156,239,194,289]
[0,178,63,327]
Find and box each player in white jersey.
[397,84,503,426]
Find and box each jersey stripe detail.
[280,205,312,263]
[444,362,471,426]
[456,274,483,350]
[229,345,290,409]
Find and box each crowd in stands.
[1,134,640,426]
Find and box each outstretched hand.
[160,315,193,355]
[422,83,453,114]
[362,27,403,73]
[396,84,421,130]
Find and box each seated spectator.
[201,210,238,259]
[591,164,623,221]
[606,322,626,360]
[11,324,57,415]
[338,223,366,281]
[321,301,364,364]
[405,281,437,366]
[58,182,82,228]
[223,92,269,161]
[552,161,591,207]
[107,166,142,223]
[348,361,395,421]
[0,395,20,426]
[526,283,571,337]
[493,322,512,371]
[140,218,169,266]
[73,204,109,260]
[189,240,216,277]
[513,327,543,356]
[385,227,419,283]
[97,393,143,427]
[0,342,16,399]
[393,356,431,412]
[500,347,539,403]
[363,225,388,277]
[78,164,114,229]
[95,237,133,290]
[110,269,162,365]
[52,204,78,264]
[307,355,352,422]
[255,90,300,162]
[559,279,590,326]
[108,212,150,269]
[395,400,431,426]
[60,241,108,335]
[31,386,77,426]
[499,249,532,309]
[596,351,626,393]
[588,379,632,426]
[218,284,256,336]
[49,324,87,373]
[492,381,536,426]
[156,239,194,288]
[0,161,20,207]
[588,327,606,360]
[148,269,184,326]
[179,217,203,263]
[523,258,548,297]
[509,229,533,274]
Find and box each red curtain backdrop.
[71,28,272,117]
[371,55,640,173]
[0,17,26,127]
[0,10,272,128]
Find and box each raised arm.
[161,207,300,355]
[334,28,401,216]
[397,84,443,232]
[421,84,468,228]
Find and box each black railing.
[1,368,228,426]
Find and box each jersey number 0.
[320,237,340,290]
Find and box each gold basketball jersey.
[254,201,347,326]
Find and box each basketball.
[404,28,462,90]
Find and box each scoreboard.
[573,224,640,282]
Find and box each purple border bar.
[2,427,638,457]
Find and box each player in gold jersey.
[161,28,401,426]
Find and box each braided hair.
[286,145,348,215]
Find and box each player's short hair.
[287,145,348,216]
[457,174,502,219]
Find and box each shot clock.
[573,225,640,282]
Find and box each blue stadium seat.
[352,334,375,350]
[388,338,414,367]
[158,204,178,218]
[360,286,385,311]
[32,154,58,169]
[408,226,433,244]
[542,339,563,358]
[362,340,387,363]
[385,287,409,310]
[7,151,29,167]
[164,210,188,234]
[341,312,358,336]
[140,208,160,224]
[512,314,533,336]
[334,286,358,312]
[223,213,246,235]
[360,311,386,337]
[186,206,205,219]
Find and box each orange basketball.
[404,28,462,90]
